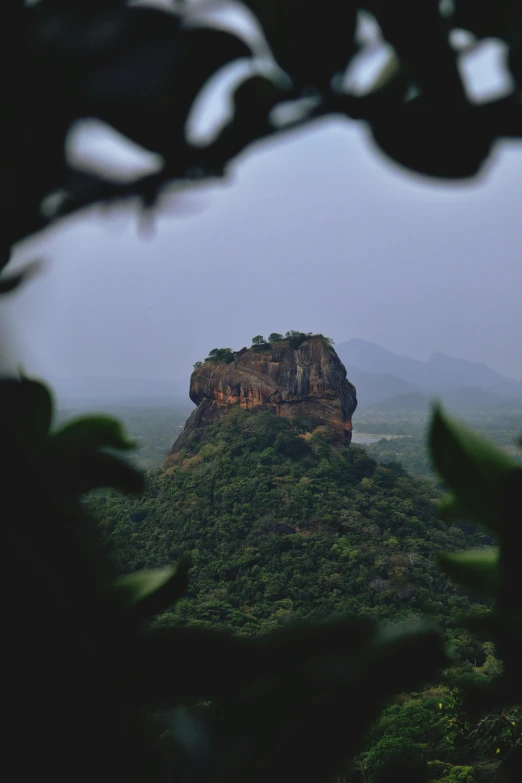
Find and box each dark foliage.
[204,348,235,365]
[4,0,522,271]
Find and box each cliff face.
[171,337,357,451]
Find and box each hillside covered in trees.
[92,410,485,633]
[88,409,520,781]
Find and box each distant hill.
[338,340,428,385]
[358,387,522,418]
[358,391,429,415]
[337,339,519,396]
[488,380,522,399]
[344,365,422,406]
[441,386,522,412]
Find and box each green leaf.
[207,619,448,783]
[368,620,451,691]
[370,100,491,180]
[452,0,522,40]
[52,415,136,451]
[438,492,474,521]
[0,260,41,295]
[0,377,53,440]
[264,616,375,658]
[111,555,190,622]
[438,548,500,597]
[243,0,357,89]
[131,626,270,705]
[57,449,144,496]
[429,405,518,532]
[87,21,252,158]
[465,611,522,643]
[368,0,464,101]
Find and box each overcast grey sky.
[5,114,522,384]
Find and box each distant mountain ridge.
[336,339,521,403]
[343,365,420,406]
[47,339,520,413]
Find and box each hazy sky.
[5,115,522,384]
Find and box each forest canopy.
[88,408,521,780]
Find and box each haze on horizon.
[4,117,521,386]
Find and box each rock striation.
[171,336,357,452]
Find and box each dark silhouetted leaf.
[370,99,492,180]
[438,492,473,521]
[369,0,465,101]
[85,23,252,158]
[132,626,272,706]
[373,754,432,783]
[52,415,136,451]
[452,0,522,40]
[57,449,144,496]
[465,610,522,643]
[438,547,500,597]
[262,615,375,663]
[244,0,357,89]
[111,555,190,623]
[0,377,53,441]
[0,260,41,294]
[429,405,518,531]
[367,619,451,692]
[205,619,448,783]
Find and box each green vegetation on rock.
[197,333,336,365]
[204,348,235,365]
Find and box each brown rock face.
[171,337,357,451]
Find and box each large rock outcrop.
[171,337,357,452]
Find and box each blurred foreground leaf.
[429,405,518,533]
[111,556,190,623]
[52,414,137,451]
[438,548,500,598]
